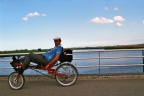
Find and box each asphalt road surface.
[0,78,144,96]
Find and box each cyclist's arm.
[45,54,60,70]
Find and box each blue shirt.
[43,45,62,62]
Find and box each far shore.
[0,43,144,54]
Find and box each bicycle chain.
[31,68,51,77]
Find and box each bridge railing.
[0,49,144,75]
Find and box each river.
[0,49,144,75]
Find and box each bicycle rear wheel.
[8,72,25,90]
[55,64,78,86]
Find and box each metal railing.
[0,49,144,74]
[74,49,144,74]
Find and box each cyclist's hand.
[45,54,60,70]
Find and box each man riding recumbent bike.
[8,49,78,90]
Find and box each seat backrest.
[59,48,73,63]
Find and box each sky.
[0,0,144,51]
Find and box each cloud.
[113,7,119,11]
[26,12,39,17]
[90,16,125,27]
[104,7,119,11]
[22,12,46,21]
[116,22,123,27]
[143,20,144,25]
[104,7,109,10]
[22,17,28,21]
[114,16,125,22]
[91,17,114,24]
[41,14,46,16]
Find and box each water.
[72,50,144,74]
[0,50,144,75]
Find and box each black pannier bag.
[59,49,73,63]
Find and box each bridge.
[0,49,144,95]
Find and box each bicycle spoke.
[55,64,78,86]
[8,72,25,90]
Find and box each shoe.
[10,56,20,67]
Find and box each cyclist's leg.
[27,52,49,66]
[20,52,48,72]
[22,54,31,70]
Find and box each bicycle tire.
[8,72,25,90]
[55,64,78,86]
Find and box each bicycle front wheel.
[55,64,78,86]
[8,72,25,90]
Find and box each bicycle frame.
[14,63,67,77]
[9,52,78,89]
[9,61,78,89]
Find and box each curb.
[1,74,144,81]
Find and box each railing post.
[142,50,144,73]
[98,51,100,74]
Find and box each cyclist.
[11,37,63,74]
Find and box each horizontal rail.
[0,52,45,57]
[0,64,144,69]
[73,49,144,53]
[75,56,144,60]
[76,64,144,68]
[0,67,12,69]
[0,60,12,62]
[0,55,144,62]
